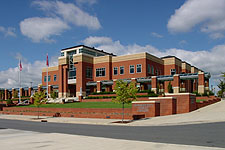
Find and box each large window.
[120,66,124,75]
[151,66,154,74]
[54,75,57,81]
[147,64,150,73]
[137,64,142,73]
[130,65,134,74]
[44,76,51,82]
[171,69,176,75]
[113,67,118,75]
[96,68,105,77]
[86,67,93,79]
[61,52,64,56]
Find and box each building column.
[38,85,42,93]
[28,87,32,96]
[173,74,180,93]
[24,89,28,97]
[205,79,209,92]
[112,79,117,92]
[12,88,15,98]
[198,71,205,94]
[151,76,157,94]
[48,85,53,96]
[63,65,68,97]
[97,81,101,93]
[5,89,8,100]
[20,88,24,97]
[58,65,63,98]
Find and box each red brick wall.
[1,107,132,119]
[42,70,59,86]
[132,102,160,118]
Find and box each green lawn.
[17,102,132,108]
[196,99,207,103]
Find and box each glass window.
[137,64,142,73]
[44,76,47,82]
[130,65,134,74]
[151,66,154,74]
[61,52,64,56]
[54,75,57,81]
[120,66,124,75]
[114,67,118,75]
[171,69,176,75]
[96,68,106,77]
[48,75,51,82]
[86,67,93,79]
[147,64,150,73]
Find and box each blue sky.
[0,0,225,90]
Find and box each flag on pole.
[46,53,49,67]
[19,60,22,71]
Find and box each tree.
[112,80,138,122]
[50,91,58,99]
[33,91,46,119]
[168,82,173,93]
[217,72,225,98]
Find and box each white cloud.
[151,32,163,38]
[33,0,101,30]
[0,26,16,37]
[0,55,58,89]
[168,0,225,39]
[82,36,225,91]
[75,0,97,6]
[20,17,69,43]
[82,36,113,46]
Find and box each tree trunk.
[37,105,39,119]
[122,102,124,123]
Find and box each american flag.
[46,53,49,67]
[19,60,22,71]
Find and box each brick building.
[41,45,210,98]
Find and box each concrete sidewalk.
[0,99,225,126]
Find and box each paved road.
[0,119,225,148]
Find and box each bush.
[193,91,201,97]
[6,99,13,105]
[85,96,116,99]
[138,90,155,94]
[90,91,116,95]
[209,91,214,96]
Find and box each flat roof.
[61,45,116,56]
[161,55,182,61]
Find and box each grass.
[16,102,132,108]
[196,99,207,103]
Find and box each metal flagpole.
[19,59,21,103]
[46,54,48,99]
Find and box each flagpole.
[46,54,48,99]
[19,59,21,103]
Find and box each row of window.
[147,64,161,76]
[44,75,57,82]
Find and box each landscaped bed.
[196,99,207,103]
[16,102,132,108]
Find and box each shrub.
[193,91,201,97]
[90,91,116,95]
[208,91,214,96]
[138,90,155,94]
[6,99,13,105]
[168,82,173,93]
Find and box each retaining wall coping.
[148,97,176,100]
[132,101,160,104]
[165,93,196,96]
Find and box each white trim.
[132,101,160,104]
[165,93,196,96]
[149,97,176,100]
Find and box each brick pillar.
[198,72,205,94]
[58,65,63,98]
[63,65,68,97]
[193,79,197,92]
[12,88,15,98]
[112,79,117,92]
[20,88,24,97]
[151,76,157,94]
[25,90,28,97]
[5,89,8,100]
[173,74,180,93]
[48,85,53,95]
[97,81,101,93]
[38,85,42,93]
[105,86,111,92]
[205,79,209,92]
[28,87,32,96]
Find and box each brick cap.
[198,71,204,74]
[165,93,196,96]
[149,97,176,100]
[152,76,157,78]
[174,74,180,76]
[132,101,160,104]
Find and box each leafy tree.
[13,90,18,98]
[33,91,46,119]
[217,73,225,98]
[167,82,173,93]
[50,91,58,99]
[112,80,138,122]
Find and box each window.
[130,65,134,74]
[113,67,118,75]
[68,68,76,79]
[147,64,150,73]
[48,75,51,82]
[120,66,124,75]
[96,68,105,77]
[151,66,154,74]
[44,76,47,82]
[61,52,64,56]
[54,75,57,81]
[86,67,93,79]
[137,64,142,73]
[171,69,176,75]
